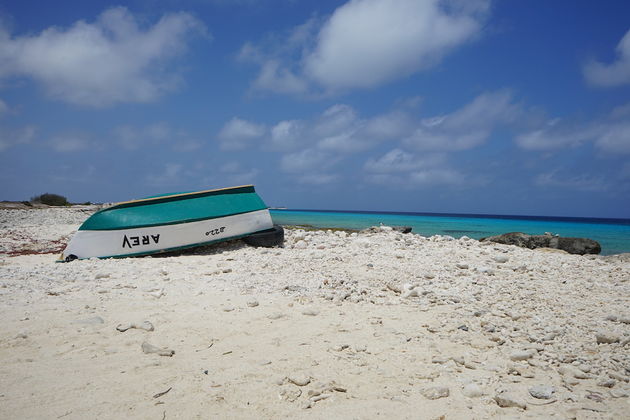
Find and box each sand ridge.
[0,207,628,419]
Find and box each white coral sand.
[0,208,628,419]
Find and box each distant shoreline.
[272,208,630,225]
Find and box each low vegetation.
[30,193,69,206]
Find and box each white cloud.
[0,7,206,106]
[305,0,488,90]
[146,163,183,186]
[364,148,462,187]
[366,169,463,188]
[297,173,338,185]
[535,171,608,192]
[515,119,595,151]
[114,122,203,152]
[220,161,259,185]
[364,148,445,173]
[0,125,35,151]
[404,90,518,151]
[280,148,340,185]
[584,28,630,87]
[271,120,305,150]
[241,0,489,95]
[280,148,331,173]
[217,117,266,150]
[252,60,308,95]
[115,122,172,150]
[270,105,414,153]
[515,105,630,154]
[594,121,630,154]
[49,133,91,152]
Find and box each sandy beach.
[0,207,628,419]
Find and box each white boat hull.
[62,209,273,260]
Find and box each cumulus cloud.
[364,148,445,173]
[280,148,339,185]
[305,0,488,90]
[364,148,462,187]
[217,117,266,150]
[516,104,630,154]
[280,148,332,173]
[584,28,630,87]
[403,90,518,151]
[0,7,206,106]
[270,120,305,150]
[594,120,630,154]
[241,0,489,95]
[270,105,414,154]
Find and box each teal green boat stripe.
[80,209,265,231]
[80,190,267,231]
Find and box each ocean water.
[270,209,630,256]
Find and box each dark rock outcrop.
[480,232,601,255]
[392,226,413,234]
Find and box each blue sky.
[1,0,629,218]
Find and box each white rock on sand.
[0,207,629,419]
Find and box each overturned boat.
[59,185,278,261]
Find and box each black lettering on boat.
[205,226,226,236]
[122,233,160,249]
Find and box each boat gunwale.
[100,185,256,212]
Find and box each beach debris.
[152,387,172,399]
[529,385,555,399]
[462,383,483,398]
[610,388,629,398]
[421,386,450,400]
[597,379,616,388]
[278,387,302,402]
[116,321,154,332]
[509,349,536,361]
[301,308,319,316]
[246,299,259,307]
[288,374,311,387]
[148,288,165,299]
[595,331,620,344]
[141,342,174,357]
[494,392,527,409]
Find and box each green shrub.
[31,193,69,206]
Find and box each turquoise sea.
[270,209,630,256]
